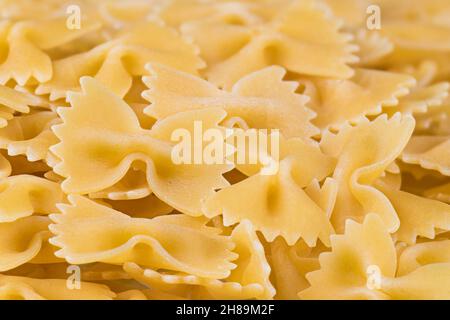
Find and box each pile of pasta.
[0,0,449,300]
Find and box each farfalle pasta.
[50,195,237,279]
[142,63,318,139]
[0,0,449,301]
[51,77,231,215]
[181,0,358,89]
[299,214,450,299]
[123,220,275,299]
[36,21,204,100]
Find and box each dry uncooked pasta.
[0,0,449,300]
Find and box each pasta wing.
[0,175,63,222]
[0,216,60,271]
[49,195,237,279]
[143,64,317,139]
[124,220,275,300]
[377,182,450,244]
[296,68,415,131]
[402,136,450,176]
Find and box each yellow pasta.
[295,68,415,130]
[143,63,318,139]
[0,274,115,300]
[0,84,42,128]
[49,195,237,279]
[0,111,59,162]
[0,0,449,300]
[320,114,415,233]
[36,21,204,100]
[182,0,358,89]
[124,220,275,299]
[0,175,63,222]
[51,77,232,215]
[300,214,450,299]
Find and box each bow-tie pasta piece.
[36,21,204,100]
[0,111,59,162]
[49,195,237,279]
[299,214,396,299]
[401,136,450,176]
[375,181,450,244]
[124,220,275,300]
[320,114,415,233]
[204,158,335,246]
[296,68,416,131]
[143,64,318,139]
[0,0,448,301]
[0,274,115,300]
[0,17,101,85]
[299,214,450,300]
[182,0,358,89]
[50,77,232,215]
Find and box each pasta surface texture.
[0,0,449,300]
